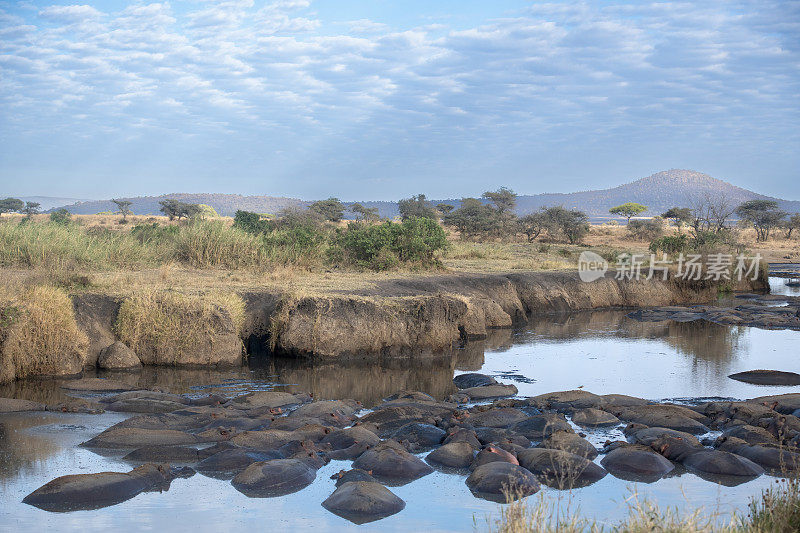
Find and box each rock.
[682,449,765,479]
[454,373,498,389]
[613,405,710,434]
[321,426,380,450]
[391,423,446,452]
[82,427,200,448]
[0,397,46,412]
[97,341,141,369]
[331,468,377,487]
[352,440,433,485]
[539,431,598,460]
[322,481,406,524]
[511,414,573,441]
[61,378,134,392]
[23,463,175,511]
[466,462,540,502]
[571,408,620,428]
[196,449,283,478]
[729,370,800,386]
[466,408,529,428]
[459,384,518,400]
[232,458,317,497]
[600,447,674,482]
[426,442,476,469]
[517,448,607,489]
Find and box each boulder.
[98,341,141,369]
[426,442,476,469]
[322,481,406,524]
[352,440,433,485]
[466,462,540,502]
[517,448,607,489]
[600,446,674,482]
[232,459,316,497]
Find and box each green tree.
[482,187,517,214]
[111,199,133,220]
[159,199,201,221]
[442,198,500,239]
[436,203,455,215]
[736,200,787,242]
[350,203,379,222]
[519,211,548,242]
[398,194,437,220]
[22,201,40,218]
[609,202,647,224]
[309,198,345,222]
[661,207,692,229]
[0,198,24,216]
[543,206,589,244]
[50,208,72,225]
[785,214,800,239]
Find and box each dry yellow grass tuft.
[114,289,245,365]
[0,284,88,383]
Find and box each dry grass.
[0,284,87,383]
[114,289,245,365]
[491,477,800,533]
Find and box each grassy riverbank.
[493,477,800,532]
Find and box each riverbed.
[1,278,799,531]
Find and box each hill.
[49,170,799,219]
[19,196,91,211]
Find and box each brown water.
[1,279,799,531]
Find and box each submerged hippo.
[22,463,187,512]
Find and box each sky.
[0,0,798,201]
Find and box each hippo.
[466,462,540,502]
[322,481,406,524]
[232,459,317,497]
[352,440,433,485]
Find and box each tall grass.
[0,284,87,383]
[114,289,245,365]
[171,220,266,269]
[492,477,800,532]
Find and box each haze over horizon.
[1,1,798,201]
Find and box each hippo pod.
[22,463,190,512]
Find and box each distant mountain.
[512,169,800,218]
[49,170,799,219]
[55,193,308,217]
[19,196,91,211]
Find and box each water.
[1,278,799,531]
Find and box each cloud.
[1,0,798,199]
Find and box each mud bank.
[0,270,767,383]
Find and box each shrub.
[334,217,448,270]
[649,234,689,255]
[233,210,269,234]
[628,218,664,241]
[49,209,72,225]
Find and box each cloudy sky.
[1,0,798,201]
